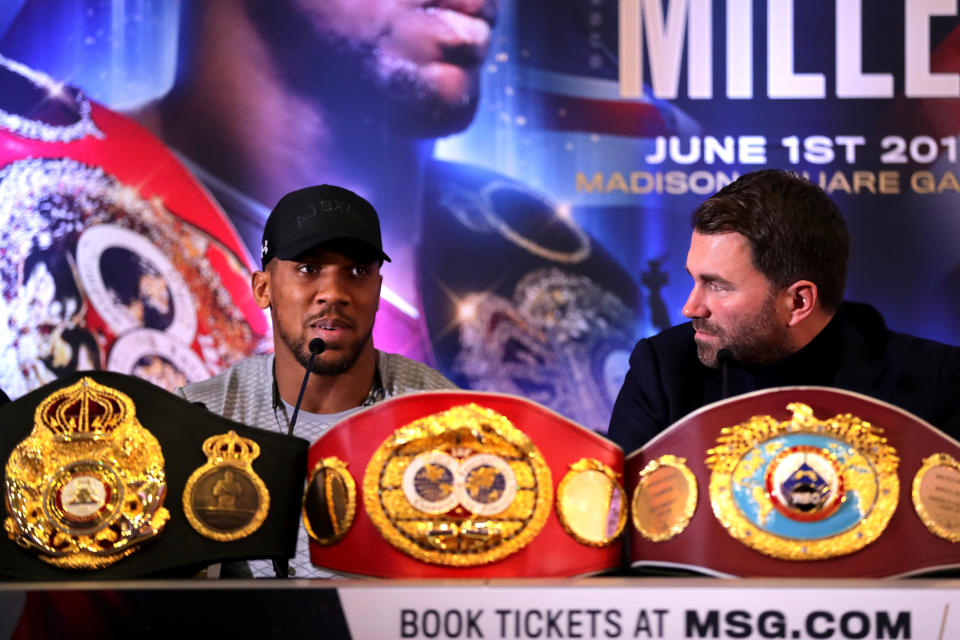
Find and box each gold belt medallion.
[632,455,699,542]
[363,403,552,566]
[556,458,626,546]
[183,431,269,541]
[707,402,899,560]
[4,377,169,569]
[304,457,356,545]
[912,453,960,542]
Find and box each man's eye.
[353,265,371,276]
[707,281,727,292]
[297,264,319,274]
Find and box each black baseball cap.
[259,184,391,268]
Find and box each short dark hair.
[691,169,850,312]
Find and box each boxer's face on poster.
[682,231,791,368]
[253,0,499,135]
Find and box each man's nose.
[314,272,350,305]
[682,285,707,319]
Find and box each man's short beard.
[693,298,791,368]
[265,22,480,139]
[278,325,374,376]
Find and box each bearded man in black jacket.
[608,169,960,453]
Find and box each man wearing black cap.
[179,184,455,578]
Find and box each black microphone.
[308,337,326,355]
[288,337,326,437]
[717,348,734,400]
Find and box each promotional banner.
[339,582,957,639]
[1,1,959,433]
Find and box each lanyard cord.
[270,358,386,434]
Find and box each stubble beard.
[277,322,374,376]
[244,2,484,139]
[377,56,480,137]
[693,299,792,368]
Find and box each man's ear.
[376,274,382,311]
[784,280,818,327]
[251,269,271,310]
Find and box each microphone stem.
[717,348,733,400]
[721,360,729,400]
[288,352,318,437]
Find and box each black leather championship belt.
[302,391,626,578]
[626,386,960,577]
[0,371,306,579]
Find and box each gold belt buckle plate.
[363,403,552,566]
[4,377,170,569]
[707,402,899,560]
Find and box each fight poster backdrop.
[1,1,959,433]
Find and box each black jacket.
[608,301,960,453]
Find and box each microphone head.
[308,338,326,355]
[716,348,734,365]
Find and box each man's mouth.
[426,7,491,44]
[308,317,353,337]
[694,332,718,345]
[416,1,497,64]
[692,321,721,340]
[424,0,498,26]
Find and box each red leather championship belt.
[627,386,960,577]
[304,391,625,578]
[0,56,267,398]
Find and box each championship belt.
[627,386,960,577]
[5,377,169,569]
[0,371,306,579]
[0,56,267,400]
[304,391,625,577]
